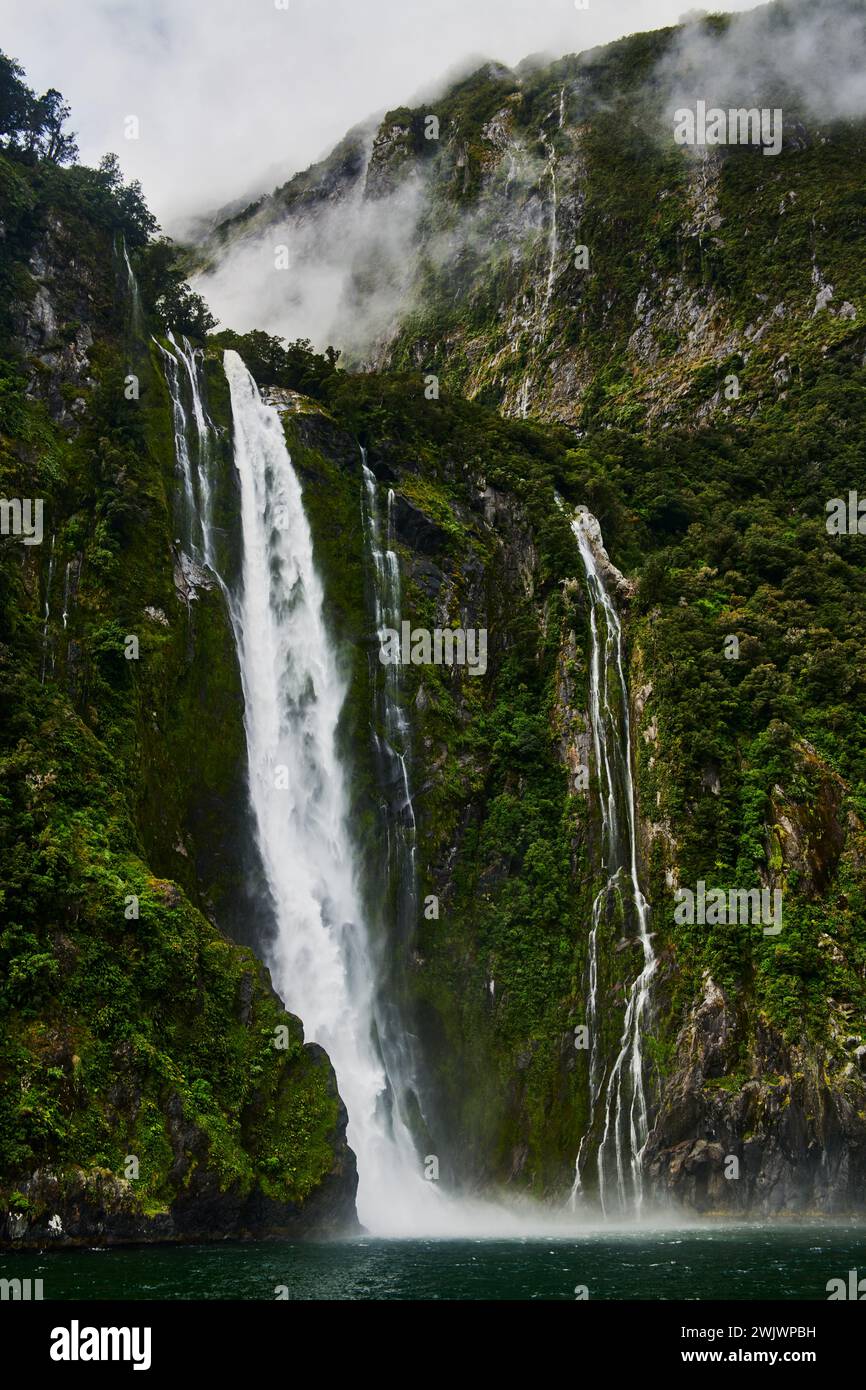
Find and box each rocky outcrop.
[391,494,449,556]
[769,743,848,898]
[13,217,98,422]
[572,506,635,601]
[1,1055,358,1249]
[644,975,866,1214]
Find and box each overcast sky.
[1,0,761,234]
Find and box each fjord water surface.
[7,1226,863,1300]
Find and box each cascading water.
[570,507,656,1216]
[521,85,567,411]
[154,330,218,571]
[542,153,558,318]
[40,532,56,684]
[61,560,73,630]
[157,340,614,1236]
[119,234,144,340]
[541,89,565,320]
[222,351,445,1232]
[158,338,445,1232]
[359,454,436,1166]
[360,456,417,923]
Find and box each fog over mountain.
[0,0,761,232]
[189,0,866,366]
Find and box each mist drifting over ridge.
[190,0,866,366]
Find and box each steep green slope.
[226,333,866,1209]
[0,145,356,1244]
[196,0,866,436]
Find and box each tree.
[0,52,30,143]
[155,281,217,340]
[0,51,78,164]
[31,89,78,164]
[95,154,158,243]
[137,238,216,340]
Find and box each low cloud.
[657,0,866,125]
[193,168,429,362]
[0,0,759,232]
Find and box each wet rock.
[391,494,449,556]
[173,549,216,604]
[643,974,866,1214]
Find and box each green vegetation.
[3,0,866,1216]
[0,63,347,1235]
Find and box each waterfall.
[542,144,559,318]
[157,341,600,1236]
[542,160,558,317]
[120,235,144,340]
[61,560,72,630]
[570,507,656,1216]
[541,88,565,320]
[154,331,214,568]
[221,354,448,1233]
[157,337,444,1231]
[359,453,435,1165]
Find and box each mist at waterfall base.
[157,338,683,1239]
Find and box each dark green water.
[4,1225,865,1300]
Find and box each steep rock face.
[2,1017,358,1247]
[13,217,97,425]
[644,975,866,1215]
[634,626,866,1213]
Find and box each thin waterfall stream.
[360,454,418,910]
[570,506,657,1216]
[359,455,431,1141]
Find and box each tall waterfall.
[223,351,440,1232]
[159,338,444,1232]
[158,341,616,1236]
[571,507,656,1216]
